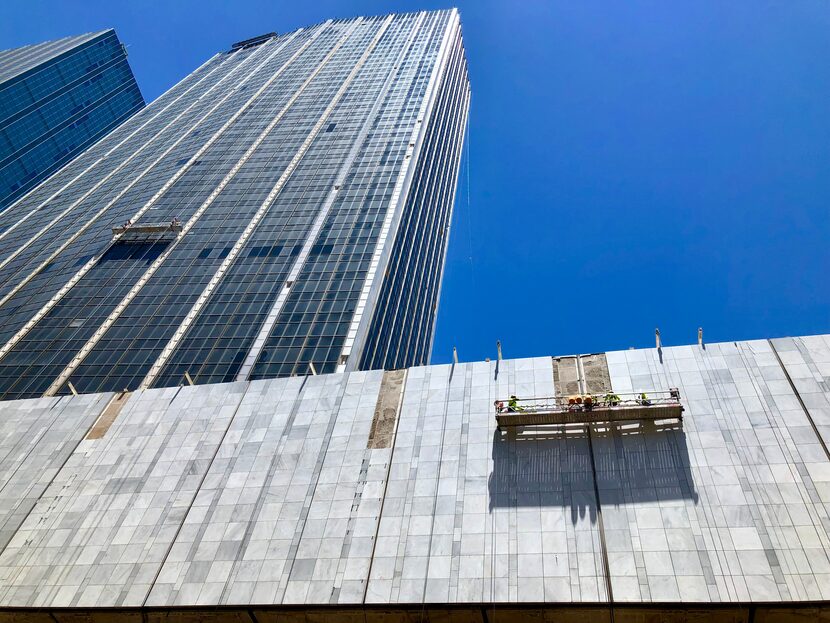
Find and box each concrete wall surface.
[0,335,827,612]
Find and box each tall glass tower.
[0,10,470,399]
[0,30,145,211]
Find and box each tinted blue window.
[0,30,145,211]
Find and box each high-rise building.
[0,29,145,211]
[0,10,470,399]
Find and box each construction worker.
[583,395,594,411]
[507,395,524,412]
[604,391,620,406]
[638,392,651,406]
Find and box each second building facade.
[0,29,145,211]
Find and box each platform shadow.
[488,420,698,524]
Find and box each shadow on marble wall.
[488,421,698,524]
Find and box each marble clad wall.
[0,382,245,606]
[0,392,112,551]
[602,338,830,602]
[773,335,830,455]
[0,336,827,607]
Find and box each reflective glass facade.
[0,10,469,399]
[0,30,145,211]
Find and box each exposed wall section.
[85,391,130,440]
[368,370,405,449]
[552,354,611,397]
[553,357,580,396]
[581,354,612,395]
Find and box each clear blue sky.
[2,1,828,364]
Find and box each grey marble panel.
[282,370,382,605]
[489,357,608,603]
[604,338,830,602]
[0,382,246,607]
[367,356,605,604]
[145,375,305,606]
[773,335,830,462]
[0,393,112,552]
[365,362,452,603]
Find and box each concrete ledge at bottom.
[0,603,829,623]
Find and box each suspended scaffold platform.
[111,220,182,243]
[494,389,683,429]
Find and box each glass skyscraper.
[0,10,470,399]
[0,29,145,211]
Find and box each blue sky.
[2,1,828,364]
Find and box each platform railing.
[110,219,183,244]
[111,220,183,236]
[494,389,683,428]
